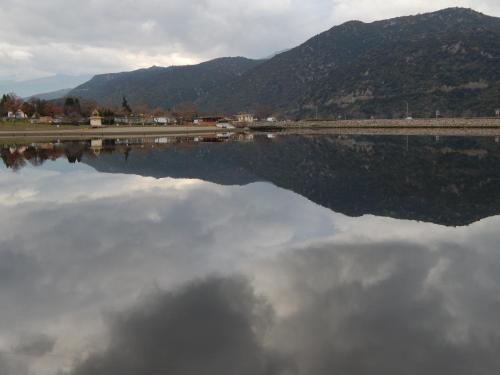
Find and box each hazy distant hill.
[0,74,91,98]
[28,88,72,100]
[70,57,263,110]
[69,8,500,118]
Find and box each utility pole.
[404,101,409,118]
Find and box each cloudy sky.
[1,0,500,81]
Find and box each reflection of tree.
[65,143,85,163]
[1,148,27,171]
[0,135,238,171]
[0,141,154,170]
[1,143,84,170]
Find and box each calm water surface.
[1,133,500,375]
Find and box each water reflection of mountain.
[78,135,500,227]
[2,135,499,226]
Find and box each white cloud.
[0,1,500,79]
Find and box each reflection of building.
[237,133,254,142]
[90,109,103,127]
[236,113,254,123]
[90,139,103,155]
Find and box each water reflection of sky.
[1,160,500,375]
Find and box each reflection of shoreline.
[0,133,256,170]
[258,128,500,137]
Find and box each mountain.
[69,57,263,110]
[28,88,72,100]
[0,74,92,98]
[69,8,500,118]
[199,7,500,118]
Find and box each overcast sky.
[1,0,500,81]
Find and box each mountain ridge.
[70,8,500,117]
[70,57,263,111]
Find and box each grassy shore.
[0,121,91,131]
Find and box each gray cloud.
[13,335,56,358]
[1,0,500,80]
[0,354,30,375]
[71,276,288,375]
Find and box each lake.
[1,133,500,375]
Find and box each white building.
[153,117,174,125]
[15,109,27,119]
[236,113,254,123]
[90,109,103,127]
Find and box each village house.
[194,116,224,125]
[216,117,235,129]
[39,116,54,124]
[153,116,176,125]
[114,114,144,125]
[52,115,65,124]
[90,109,103,127]
[496,108,500,117]
[13,109,27,119]
[235,113,254,123]
[30,113,54,124]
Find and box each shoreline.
[2,118,500,140]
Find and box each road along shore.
[251,118,500,130]
[2,118,500,140]
[0,126,223,139]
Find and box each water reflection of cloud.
[70,240,500,375]
[1,165,500,374]
[260,242,500,375]
[71,276,290,375]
